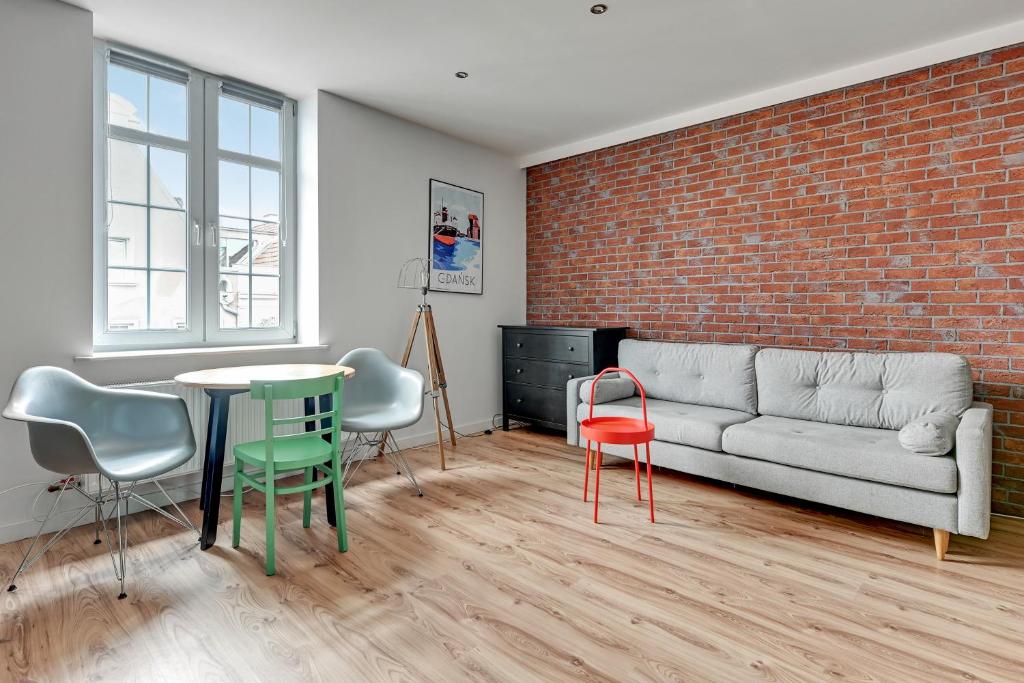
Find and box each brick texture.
[526,44,1024,518]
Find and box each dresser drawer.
[504,383,566,427]
[505,332,589,363]
[504,358,584,389]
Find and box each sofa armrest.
[565,373,598,446]
[955,401,993,539]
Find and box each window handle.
[206,222,218,248]
[281,220,287,248]
[192,219,201,247]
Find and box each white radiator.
[82,380,305,493]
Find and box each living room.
[1,0,1023,680]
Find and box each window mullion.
[202,77,221,342]
[191,72,211,343]
[145,141,152,330]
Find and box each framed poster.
[428,178,483,294]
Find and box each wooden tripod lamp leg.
[401,308,422,367]
[422,311,447,471]
[424,310,457,448]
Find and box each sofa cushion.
[898,412,959,456]
[755,348,973,430]
[721,415,958,493]
[578,396,756,452]
[617,339,758,413]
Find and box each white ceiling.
[73,0,1024,166]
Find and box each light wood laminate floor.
[1,429,1023,682]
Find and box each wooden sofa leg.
[933,529,950,560]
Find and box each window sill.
[75,343,328,361]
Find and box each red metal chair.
[580,368,655,523]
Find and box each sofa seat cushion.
[721,416,958,494]
[577,397,756,452]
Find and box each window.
[93,43,296,350]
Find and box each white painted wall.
[0,0,96,543]
[0,0,526,544]
[316,91,526,443]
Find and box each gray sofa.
[567,340,992,559]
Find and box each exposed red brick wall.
[526,44,1024,517]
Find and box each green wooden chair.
[232,374,348,575]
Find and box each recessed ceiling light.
[455,71,469,79]
[590,4,608,14]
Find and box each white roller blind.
[108,49,190,85]
[219,80,285,111]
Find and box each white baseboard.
[393,418,495,450]
[0,418,498,546]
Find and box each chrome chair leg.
[6,478,76,592]
[93,478,102,545]
[381,432,423,497]
[98,481,131,600]
[116,483,127,600]
[341,433,374,488]
[340,432,355,485]
[130,480,198,539]
[383,432,402,475]
[338,431,423,496]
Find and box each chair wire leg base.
[6,478,78,592]
[93,478,103,545]
[6,476,192,598]
[340,432,423,495]
[341,433,369,489]
[96,480,135,600]
[380,432,423,496]
[128,479,198,539]
[114,482,127,599]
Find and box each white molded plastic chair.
[337,348,425,494]
[2,366,197,598]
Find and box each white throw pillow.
[898,412,959,456]
[580,375,636,404]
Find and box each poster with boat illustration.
[428,179,484,294]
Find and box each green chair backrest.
[248,374,344,467]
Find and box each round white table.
[175,364,355,549]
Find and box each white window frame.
[93,41,297,351]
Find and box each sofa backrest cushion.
[617,339,758,413]
[755,348,973,430]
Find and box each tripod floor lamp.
[390,258,457,469]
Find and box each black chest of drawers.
[499,326,628,432]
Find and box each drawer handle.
[515,368,523,374]
[568,374,575,379]
[568,345,575,352]
[516,398,523,404]
[516,342,523,348]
